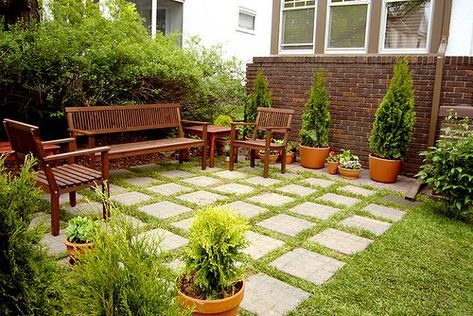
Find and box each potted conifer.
[64,216,97,264]
[369,58,416,183]
[299,69,331,169]
[178,206,249,315]
[244,69,271,138]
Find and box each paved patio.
[38,159,418,315]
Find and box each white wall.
[446,0,473,56]
[182,0,272,64]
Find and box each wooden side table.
[185,125,232,168]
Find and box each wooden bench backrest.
[66,104,183,136]
[253,107,294,139]
[3,119,47,162]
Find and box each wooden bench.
[65,104,208,169]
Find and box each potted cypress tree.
[299,69,331,169]
[244,69,271,138]
[369,58,416,183]
[178,206,249,315]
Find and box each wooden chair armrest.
[181,120,210,126]
[43,146,110,162]
[42,138,76,146]
[231,122,256,127]
[261,126,291,131]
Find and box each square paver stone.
[247,193,294,207]
[124,177,158,187]
[29,212,49,229]
[214,170,248,179]
[64,201,102,216]
[317,193,360,207]
[289,202,339,220]
[136,228,188,252]
[276,172,300,179]
[342,215,392,236]
[213,183,255,195]
[241,273,310,316]
[181,176,220,187]
[310,228,373,255]
[42,193,84,206]
[110,192,153,206]
[257,214,315,237]
[381,194,419,208]
[222,201,267,219]
[363,204,406,222]
[243,231,284,260]
[177,190,226,206]
[339,185,376,197]
[159,170,195,179]
[146,183,193,196]
[278,184,317,197]
[302,178,335,188]
[139,201,191,219]
[271,248,345,285]
[41,230,66,256]
[171,217,194,232]
[109,169,136,177]
[108,184,128,195]
[244,176,282,187]
[124,215,147,229]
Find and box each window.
[238,9,256,33]
[326,0,370,52]
[280,0,316,52]
[380,0,433,52]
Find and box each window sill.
[236,28,256,35]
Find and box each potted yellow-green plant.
[214,114,234,155]
[64,216,97,264]
[338,149,362,180]
[178,206,249,316]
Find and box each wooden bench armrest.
[69,129,97,136]
[181,120,209,126]
[261,127,291,131]
[231,122,256,127]
[43,146,110,162]
[42,138,76,146]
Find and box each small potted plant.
[258,139,282,164]
[326,151,340,174]
[223,143,232,169]
[64,216,97,264]
[214,114,234,155]
[285,142,297,164]
[178,206,249,315]
[299,69,331,169]
[338,149,362,180]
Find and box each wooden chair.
[229,107,294,178]
[3,119,110,236]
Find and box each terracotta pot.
[285,153,295,164]
[369,154,402,183]
[338,167,361,180]
[326,161,339,174]
[299,145,330,169]
[64,239,94,263]
[258,153,279,164]
[178,281,245,316]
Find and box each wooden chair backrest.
[3,119,47,162]
[66,103,183,136]
[253,107,294,139]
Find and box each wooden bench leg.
[69,192,76,207]
[263,152,270,178]
[102,181,110,219]
[201,145,207,170]
[51,193,60,236]
[250,149,256,168]
[281,148,287,174]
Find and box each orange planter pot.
[64,239,94,263]
[299,145,330,169]
[285,153,295,164]
[369,154,402,183]
[338,167,361,180]
[258,153,279,164]
[326,161,339,174]
[178,281,245,316]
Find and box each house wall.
[446,0,473,56]
[182,0,272,64]
[246,55,473,176]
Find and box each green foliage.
[287,141,298,153]
[213,114,233,127]
[68,208,186,315]
[0,155,66,315]
[245,69,271,135]
[338,149,361,169]
[222,143,231,156]
[64,216,96,243]
[182,206,249,300]
[299,69,330,148]
[417,112,473,220]
[326,150,339,162]
[369,58,416,159]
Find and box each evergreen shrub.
[369,58,416,159]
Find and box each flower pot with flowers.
[326,151,340,174]
[285,142,298,164]
[338,150,362,180]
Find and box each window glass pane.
[129,0,152,33]
[239,12,255,30]
[328,4,368,48]
[281,8,315,45]
[384,0,432,49]
[157,9,166,34]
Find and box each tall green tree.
[245,69,271,124]
[369,57,415,159]
[299,68,330,148]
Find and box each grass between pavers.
[50,157,472,315]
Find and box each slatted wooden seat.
[229,107,294,178]
[3,119,110,236]
[65,104,208,169]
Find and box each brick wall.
[246,56,473,176]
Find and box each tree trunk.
[0,0,40,28]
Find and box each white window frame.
[324,0,370,54]
[379,0,435,54]
[279,0,316,55]
[237,7,257,35]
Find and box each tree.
[245,69,271,123]
[0,0,40,29]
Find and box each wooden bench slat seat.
[66,104,208,169]
[37,164,102,189]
